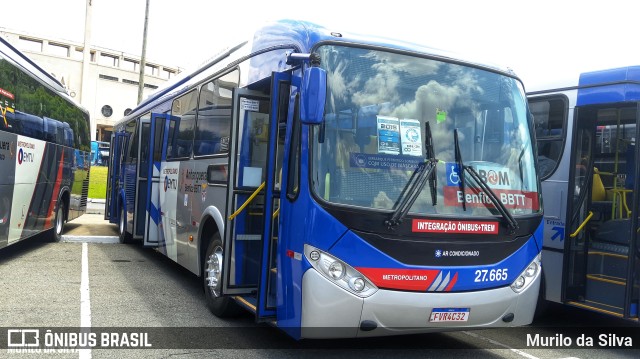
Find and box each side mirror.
[300,66,326,125]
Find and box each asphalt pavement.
[3,199,639,358]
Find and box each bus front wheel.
[203,236,242,317]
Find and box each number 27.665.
[474,268,508,282]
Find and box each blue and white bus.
[528,66,639,321]
[106,19,543,339]
[0,36,91,249]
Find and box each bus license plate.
[429,308,470,322]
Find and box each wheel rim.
[119,209,125,235]
[55,206,64,235]
[205,246,223,297]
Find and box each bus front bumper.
[300,268,540,339]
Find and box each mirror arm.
[286,52,321,66]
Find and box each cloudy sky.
[2,0,639,90]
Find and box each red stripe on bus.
[45,149,64,228]
[356,267,440,291]
[444,272,458,292]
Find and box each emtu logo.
[164,176,177,192]
[18,148,34,165]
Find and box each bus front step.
[587,249,629,278]
[567,300,626,317]
[584,274,639,316]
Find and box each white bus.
[528,65,639,321]
[0,36,91,249]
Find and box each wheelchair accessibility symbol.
[447,164,461,186]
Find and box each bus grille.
[81,170,89,208]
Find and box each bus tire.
[203,236,242,317]
[51,201,65,242]
[119,206,132,244]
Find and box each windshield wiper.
[453,129,519,232]
[385,122,438,229]
[425,122,438,206]
[454,129,467,211]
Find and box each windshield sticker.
[443,186,540,210]
[350,152,420,170]
[436,108,447,123]
[413,219,498,234]
[445,162,512,189]
[240,98,259,112]
[376,116,400,155]
[446,163,462,186]
[400,119,422,156]
[472,164,512,189]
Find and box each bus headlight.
[349,277,366,292]
[328,261,345,280]
[304,244,378,298]
[512,276,526,290]
[510,254,541,293]
[525,261,538,277]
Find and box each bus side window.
[529,97,566,179]
[194,70,238,157]
[168,90,198,159]
[165,120,177,158]
[125,119,138,163]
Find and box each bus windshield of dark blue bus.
[310,44,540,217]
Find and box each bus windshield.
[311,44,540,217]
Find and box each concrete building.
[0,28,182,142]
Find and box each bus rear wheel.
[203,236,242,317]
[50,202,65,242]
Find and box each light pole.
[137,0,150,104]
[81,0,94,140]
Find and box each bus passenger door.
[222,89,271,300]
[579,105,639,319]
[106,132,127,223]
[133,116,151,240]
[255,71,291,320]
[143,113,167,246]
[562,107,597,303]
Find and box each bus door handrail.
[569,211,594,238]
[228,182,266,220]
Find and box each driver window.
[529,97,566,179]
